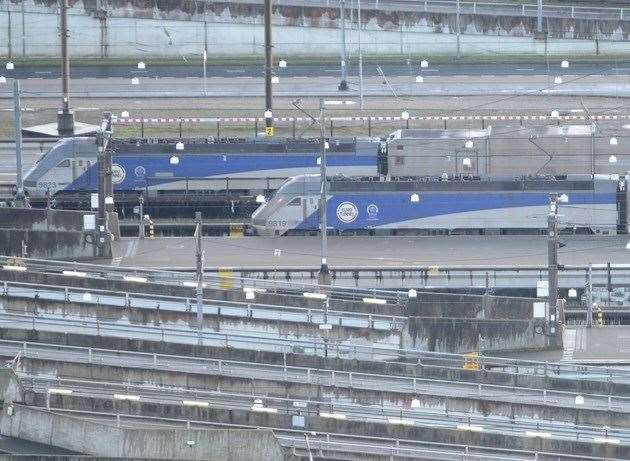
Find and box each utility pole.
[357,0,364,110]
[547,193,559,326]
[586,263,593,328]
[95,113,112,258]
[57,0,75,136]
[13,80,25,207]
[138,195,145,239]
[264,0,274,136]
[202,50,207,96]
[456,0,461,59]
[195,212,204,345]
[537,0,543,34]
[338,0,348,91]
[318,98,330,285]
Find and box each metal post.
[586,263,593,328]
[138,195,145,239]
[95,114,112,258]
[537,0,543,33]
[456,0,461,58]
[338,0,348,91]
[202,49,207,96]
[548,193,558,327]
[195,212,204,345]
[13,79,24,206]
[57,0,74,136]
[357,0,364,110]
[318,98,330,285]
[264,0,273,136]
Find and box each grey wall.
[0,207,101,260]
[0,404,285,460]
[1,0,630,60]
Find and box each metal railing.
[8,338,630,389]
[2,316,630,384]
[36,407,622,460]
[0,280,406,331]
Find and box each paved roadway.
[9,62,630,80]
[112,235,630,269]
[20,374,630,443]
[2,75,630,99]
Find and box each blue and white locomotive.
[23,137,379,198]
[251,174,624,236]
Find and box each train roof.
[280,174,617,195]
[389,128,491,141]
[388,125,595,142]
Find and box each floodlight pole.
[318,98,330,285]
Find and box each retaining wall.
[2,0,630,60]
[0,404,284,460]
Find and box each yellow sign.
[218,268,234,290]
[463,352,481,371]
[265,127,274,137]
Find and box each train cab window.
[288,197,302,206]
[56,159,70,167]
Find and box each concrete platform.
[499,325,630,365]
[110,235,630,269]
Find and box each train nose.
[251,203,272,236]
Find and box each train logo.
[336,201,359,223]
[134,166,146,178]
[366,203,379,220]
[111,164,126,185]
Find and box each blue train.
[22,137,379,198]
[251,174,626,236]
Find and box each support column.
[57,0,75,136]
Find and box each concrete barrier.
[0,324,610,396]
[0,208,107,260]
[0,404,285,460]
[20,399,627,459]
[402,317,560,353]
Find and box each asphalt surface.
[8,62,630,80]
[2,74,630,99]
[112,235,630,269]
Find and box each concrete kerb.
[17,399,628,459]
[0,403,284,460]
[18,357,630,430]
[0,323,626,398]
